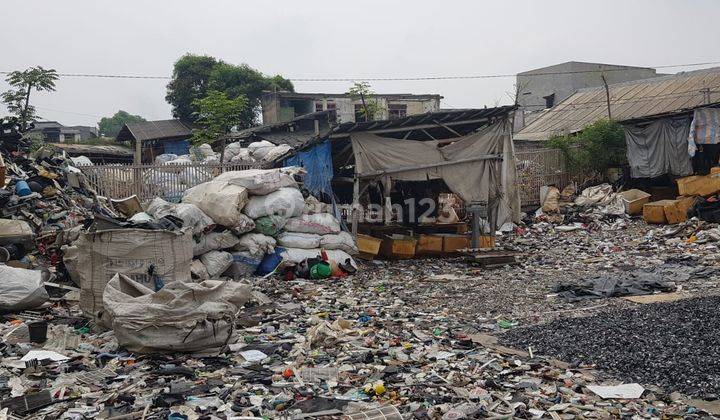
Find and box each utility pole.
[601,75,612,120]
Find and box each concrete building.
[261,91,442,125]
[29,121,98,143]
[514,61,662,131]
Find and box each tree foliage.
[545,119,626,176]
[190,90,249,144]
[1,66,58,131]
[166,54,293,128]
[98,110,146,138]
[347,81,384,121]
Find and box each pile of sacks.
[144,167,358,280]
[222,140,293,164]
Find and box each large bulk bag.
[284,213,341,235]
[0,266,49,313]
[214,169,297,195]
[193,230,240,257]
[277,232,322,249]
[242,187,305,219]
[320,231,358,254]
[63,228,193,320]
[102,274,251,354]
[182,181,249,227]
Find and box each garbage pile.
[150,167,360,282]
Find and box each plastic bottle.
[15,180,31,197]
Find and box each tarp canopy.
[624,117,693,179]
[351,120,520,224]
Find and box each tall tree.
[1,66,59,131]
[98,110,146,138]
[191,90,249,144]
[165,54,218,125]
[166,54,293,127]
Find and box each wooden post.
[383,175,392,225]
[601,75,612,119]
[351,176,360,237]
[133,139,142,165]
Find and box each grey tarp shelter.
[349,118,521,235]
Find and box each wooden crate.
[416,234,443,255]
[620,189,651,215]
[379,235,417,259]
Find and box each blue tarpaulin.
[163,140,190,156]
[284,140,334,197]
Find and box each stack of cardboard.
[642,170,720,224]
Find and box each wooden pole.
[601,75,612,119]
[383,175,392,226]
[351,176,360,237]
[134,139,142,165]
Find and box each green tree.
[545,119,626,177]
[166,53,294,127]
[347,81,384,122]
[98,110,146,138]
[191,90,249,144]
[1,66,59,131]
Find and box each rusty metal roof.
[515,67,720,141]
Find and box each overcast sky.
[2,0,719,127]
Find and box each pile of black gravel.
[501,296,720,398]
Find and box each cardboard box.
[416,234,443,254]
[379,235,417,259]
[357,234,382,260]
[619,189,651,215]
[479,235,496,249]
[676,196,697,219]
[438,234,469,253]
[643,199,687,224]
[677,174,720,197]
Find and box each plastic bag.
[70,156,93,166]
[253,215,287,237]
[261,144,293,162]
[222,142,244,162]
[235,233,276,256]
[0,266,49,313]
[214,169,297,196]
[199,250,234,278]
[191,259,210,280]
[155,154,178,165]
[243,187,304,219]
[146,198,214,235]
[277,232,322,249]
[182,181,249,227]
[284,213,341,235]
[223,251,262,279]
[193,230,240,256]
[320,231,358,254]
[230,214,256,235]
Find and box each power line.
[1,60,719,82]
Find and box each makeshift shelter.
[275,107,520,238]
[116,120,192,164]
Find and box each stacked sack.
[163,167,358,280]
[222,140,293,164]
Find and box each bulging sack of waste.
[0,265,49,313]
[182,180,249,227]
[247,140,275,160]
[102,274,251,353]
[277,232,321,249]
[284,213,341,235]
[146,198,214,235]
[224,251,262,279]
[200,250,234,278]
[154,153,177,165]
[235,233,276,256]
[63,228,193,319]
[214,168,297,195]
[243,187,305,219]
[253,215,287,237]
[193,230,240,256]
[320,231,358,254]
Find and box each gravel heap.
[501,296,720,398]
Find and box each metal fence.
[80,162,254,202]
[515,147,577,207]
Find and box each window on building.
[326,101,336,110]
[388,103,407,120]
[543,93,555,109]
[315,101,337,112]
[354,104,367,122]
[315,102,323,112]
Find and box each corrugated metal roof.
[515,67,720,141]
[116,119,191,142]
